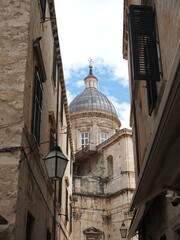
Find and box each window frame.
[100,133,108,143]
[32,68,43,144]
[81,132,89,148]
[129,5,160,82]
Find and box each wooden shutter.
[129,5,160,81]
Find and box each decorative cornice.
[47,0,74,161]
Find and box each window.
[175,229,180,239]
[40,0,46,20]
[60,94,64,125]
[46,229,51,240]
[100,133,108,143]
[107,155,113,176]
[58,179,62,205]
[32,68,43,143]
[65,188,69,221]
[160,234,166,240]
[146,80,157,115]
[129,5,161,114]
[81,132,89,148]
[66,134,69,155]
[70,203,72,233]
[26,212,35,240]
[129,5,160,81]
[52,44,57,86]
[50,128,55,151]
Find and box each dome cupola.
[69,63,118,116]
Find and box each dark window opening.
[26,212,35,240]
[50,128,55,151]
[160,234,167,240]
[65,188,69,221]
[32,68,43,143]
[70,203,72,233]
[146,80,157,115]
[58,179,62,205]
[60,94,64,125]
[176,229,180,238]
[52,44,57,86]
[46,229,51,240]
[40,0,46,20]
[66,134,69,155]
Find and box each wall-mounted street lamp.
[119,222,128,238]
[44,146,69,240]
[44,146,69,180]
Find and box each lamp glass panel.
[45,158,56,179]
[57,157,68,178]
[44,149,56,159]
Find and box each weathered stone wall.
[0,1,73,240]
[73,130,135,240]
[0,0,30,238]
[128,0,180,169]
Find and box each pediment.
[83,226,103,235]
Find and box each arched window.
[107,155,113,176]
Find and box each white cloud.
[54,0,131,128]
[107,95,131,129]
[54,0,128,84]
[66,89,76,105]
[76,80,84,88]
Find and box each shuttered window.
[129,5,160,81]
[32,68,43,143]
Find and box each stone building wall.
[123,0,180,239]
[125,0,180,170]
[0,1,73,240]
[73,129,136,240]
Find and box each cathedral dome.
[69,64,117,115]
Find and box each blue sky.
[54,0,130,128]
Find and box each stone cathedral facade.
[69,64,136,240]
